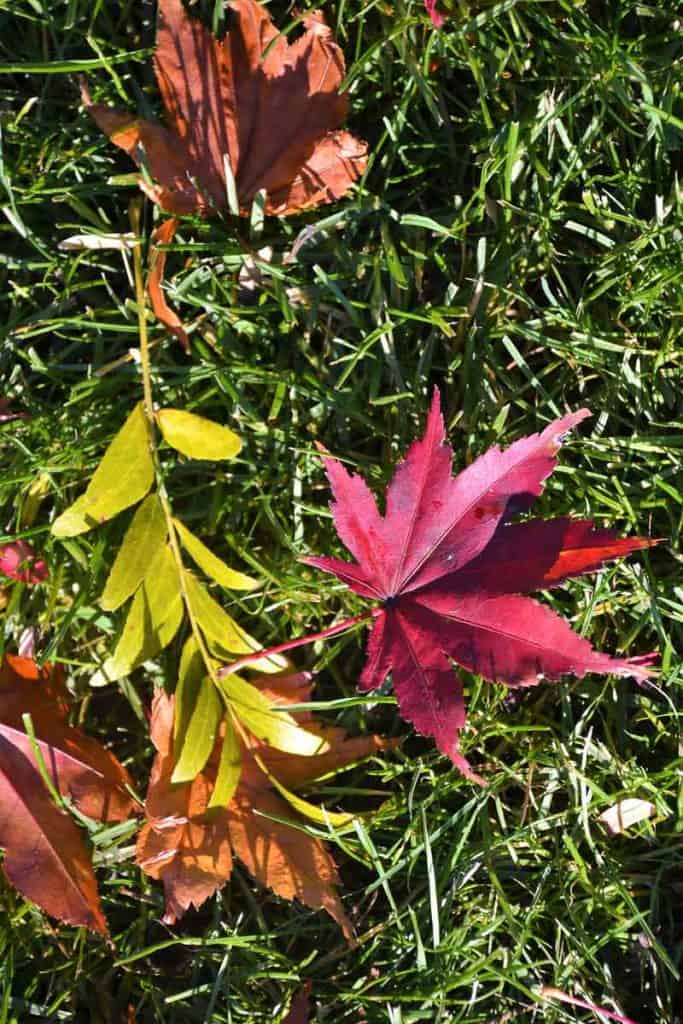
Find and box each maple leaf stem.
[217,609,380,679]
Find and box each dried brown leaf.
[83,0,367,218]
[147,218,190,351]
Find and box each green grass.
[1,0,682,1020]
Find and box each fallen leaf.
[282,983,312,1024]
[424,0,446,28]
[598,797,656,835]
[0,539,48,585]
[82,0,368,344]
[303,389,659,780]
[58,232,137,251]
[0,730,108,934]
[137,679,390,936]
[147,218,189,351]
[0,655,138,933]
[82,0,367,218]
[0,399,28,423]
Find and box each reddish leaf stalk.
[218,609,379,679]
[540,986,640,1024]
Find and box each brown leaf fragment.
[0,727,108,934]
[82,0,367,218]
[283,983,312,1024]
[147,218,190,351]
[0,655,69,721]
[137,684,388,937]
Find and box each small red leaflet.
[304,390,659,781]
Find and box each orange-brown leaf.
[0,654,139,933]
[0,727,107,934]
[137,686,388,935]
[0,654,69,722]
[82,0,367,218]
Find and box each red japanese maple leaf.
[303,391,658,781]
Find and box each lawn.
[0,0,682,1021]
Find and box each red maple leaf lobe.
[304,391,658,781]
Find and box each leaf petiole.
[217,608,379,679]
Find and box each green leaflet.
[173,635,205,741]
[101,494,167,611]
[171,676,223,783]
[173,518,258,591]
[52,403,154,537]
[219,672,327,757]
[183,570,286,674]
[157,408,241,461]
[91,545,182,686]
[208,715,242,808]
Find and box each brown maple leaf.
[82,0,367,218]
[136,676,392,938]
[81,0,367,348]
[0,655,138,934]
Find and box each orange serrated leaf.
[136,680,390,937]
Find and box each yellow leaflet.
[219,672,327,757]
[171,676,223,783]
[254,753,357,830]
[174,517,258,591]
[183,570,286,673]
[173,635,204,741]
[101,494,167,611]
[91,545,182,685]
[52,403,154,537]
[157,408,241,461]
[208,715,242,808]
